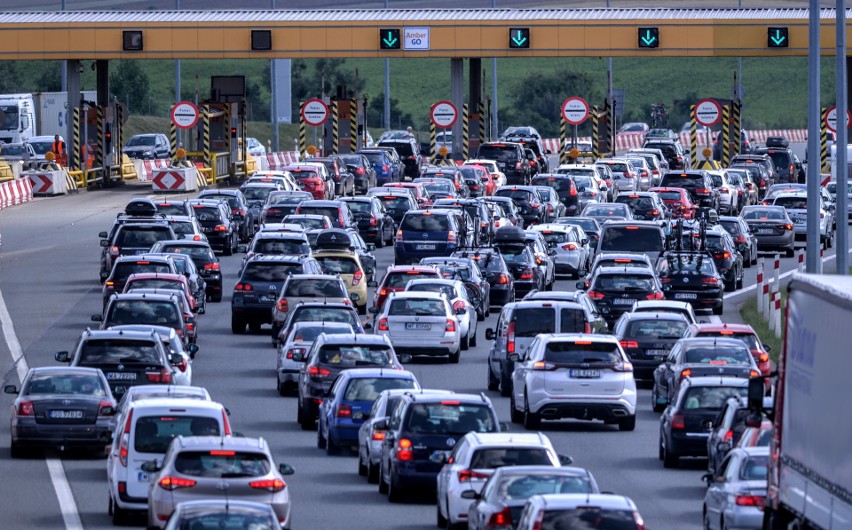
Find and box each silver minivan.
[485,300,592,397]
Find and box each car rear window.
[478,145,518,161]
[388,298,446,316]
[657,190,685,201]
[126,279,183,292]
[683,386,748,410]
[541,508,636,530]
[292,170,320,179]
[661,174,703,188]
[345,201,372,214]
[134,416,221,453]
[495,189,534,202]
[287,324,353,342]
[593,274,656,291]
[544,341,621,364]
[380,142,414,156]
[666,257,716,275]
[401,214,450,232]
[378,196,412,211]
[116,227,172,247]
[253,238,310,256]
[174,450,270,477]
[584,204,629,217]
[316,256,359,275]
[298,207,340,223]
[242,262,303,282]
[191,206,223,222]
[773,196,807,209]
[560,308,588,333]
[107,300,180,327]
[512,308,557,337]
[291,307,358,327]
[719,221,743,235]
[470,448,553,469]
[537,230,568,244]
[318,345,392,366]
[407,284,455,299]
[113,262,171,282]
[404,403,496,435]
[604,162,629,173]
[615,196,655,210]
[284,279,346,297]
[241,186,274,202]
[598,226,665,253]
[698,332,760,351]
[386,272,439,288]
[626,320,688,338]
[163,245,216,262]
[156,203,186,216]
[79,339,160,365]
[556,167,596,178]
[200,194,238,209]
[501,474,594,500]
[27,373,107,396]
[645,143,677,157]
[343,377,416,401]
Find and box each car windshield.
[242,262,302,282]
[284,279,345,297]
[388,298,446,316]
[405,403,495,435]
[684,345,751,364]
[683,386,748,410]
[627,320,688,338]
[343,377,416,401]
[26,373,107,396]
[291,308,358,327]
[318,346,392,366]
[499,474,594,500]
[742,208,785,220]
[253,238,310,255]
[541,509,637,530]
[173,450,270,478]
[134,416,221,453]
[386,272,438,288]
[513,308,557,337]
[544,342,621,364]
[594,275,655,291]
[79,339,161,364]
[127,136,156,147]
[29,140,52,155]
[599,227,664,253]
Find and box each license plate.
[137,472,149,482]
[107,372,137,381]
[792,217,804,224]
[49,410,83,419]
[259,296,274,302]
[646,350,669,357]
[416,244,436,250]
[612,298,636,305]
[674,292,698,300]
[405,322,432,330]
[569,369,601,378]
[756,228,774,234]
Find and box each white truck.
[752,273,852,529]
[0,91,96,144]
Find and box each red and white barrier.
[0,178,33,209]
[151,167,197,192]
[266,152,301,170]
[756,260,765,315]
[24,170,67,196]
[133,159,171,182]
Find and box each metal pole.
[606,0,612,134]
[383,0,390,131]
[491,0,498,138]
[737,0,743,128]
[838,0,849,274]
[60,0,67,92]
[175,0,181,108]
[806,0,822,273]
[271,0,279,152]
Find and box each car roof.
[122,384,210,400]
[462,431,552,447]
[406,278,461,287]
[388,291,447,301]
[403,391,490,404]
[532,493,636,511]
[535,333,619,344]
[317,333,389,346]
[684,376,750,387]
[28,366,105,376]
[173,435,268,451]
[621,312,688,322]
[109,292,179,303]
[678,337,749,347]
[245,254,307,263]
[128,397,225,411]
[335,367,417,379]
[689,323,755,334]
[595,266,656,276]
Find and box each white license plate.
[405,322,432,330]
[792,218,804,224]
[569,369,601,378]
[646,350,669,357]
[756,228,774,234]
[49,410,83,419]
[416,244,436,250]
[612,298,636,305]
[674,292,698,299]
[107,372,137,381]
[137,472,149,482]
[259,296,275,302]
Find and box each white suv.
[516,493,645,530]
[509,333,637,431]
[373,291,462,362]
[435,432,567,529]
[707,170,740,214]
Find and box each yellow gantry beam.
[0,10,848,60]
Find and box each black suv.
[612,311,691,381]
[658,171,719,210]
[313,155,356,196]
[504,135,550,174]
[188,199,239,255]
[656,251,725,316]
[231,255,323,334]
[752,146,801,185]
[730,154,777,190]
[378,138,421,181]
[579,266,664,325]
[493,186,545,227]
[197,189,255,242]
[375,392,501,501]
[643,139,687,170]
[531,174,580,217]
[614,192,668,221]
[99,220,176,283]
[150,239,222,302]
[477,142,530,185]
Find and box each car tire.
[470,330,477,348]
[231,315,245,334]
[662,437,679,468]
[224,236,234,256]
[448,348,460,364]
[500,373,512,398]
[378,462,389,494]
[325,432,340,456]
[367,460,379,484]
[111,497,128,525]
[9,440,24,459]
[618,415,637,432]
[358,454,368,476]
[460,334,469,351]
[786,247,795,258]
[713,303,724,316]
[523,396,540,430]
[736,273,744,290]
[316,425,325,449]
[437,501,448,529]
[387,472,404,503]
[510,394,523,424]
[487,366,499,391]
[277,381,287,397]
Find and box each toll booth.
[70,99,124,186]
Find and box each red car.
[370,264,442,312]
[123,272,200,313]
[649,186,697,219]
[382,182,433,207]
[282,164,332,200]
[682,322,771,377]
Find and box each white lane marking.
[0,289,83,530]
[723,249,850,300]
[707,315,723,324]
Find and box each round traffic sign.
[561,97,589,125]
[431,101,458,129]
[301,98,330,126]
[694,99,722,127]
[170,101,199,130]
[824,106,852,133]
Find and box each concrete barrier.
[151,167,198,192]
[266,151,301,169]
[133,159,171,182]
[0,177,33,209]
[24,169,67,195]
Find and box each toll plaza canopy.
[0,7,851,59]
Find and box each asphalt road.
[0,183,845,530]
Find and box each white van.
[106,397,231,524]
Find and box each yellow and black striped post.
[298,102,307,159]
[462,103,470,161]
[690,105,698,168]
[202,105,211,169]
[478,100,487,143]
[72,106,81,170]
[604,98,614,155]
[721,104,731,166]
[820,107,829,173]
[115,103,123,169]
[168,121,177,160]
[430,122,437,163]
[350,99,358,152]
[591,106,600,160]
[241,99,248,167]
[559,118,568,164]
[732,100,742,155]
[224,105,232,157]
[95,106,105,171]
[332,100,340,155]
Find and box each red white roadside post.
[756,260,765,315]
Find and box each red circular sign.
[170,101,199,130]
[561,97,589,125]
[694,99,722,127]
[301,98,330,126]
[824,106,852,133]
[431,101,458,129]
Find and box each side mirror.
[4,385,18,394]
[763,344,771,352]
[169,353,184,365]
[91,315,103,322]
[575,281,586,290]
[365,268,374,276]
[187,343,199,359]
[99,405,115,416]
[367,280,379,288]
[197,307,205,315]
[55,351,70,363]
[368,243,377,252]
[701,472,714,486]
[100,239,109,247]
[460,490,480,500]
[429,452,448,464]
[278,463,295,476]
[98,231,108,239]
[373,419,388,430]
[398,354,412,364]
[140,460,160,473]
[237,244,248,253]
[558,454,574,466]
[485,328,495,340]
[508,353,520,362]
[368,306,378,315]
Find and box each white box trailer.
[761,273,852,529]
[33,91,96,139]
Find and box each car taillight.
[484,506,513,529]
[356,167,365,175]
[519,267,534,280]
[277,299,289,313]
[382,164,389,172]
[620,340,639,349]
[369,215,378,227]
[497,273,510,285]
[176,357,188,373]
[736,495,765,508]
[633,510,647,530]
[758,352,769,363]
[17,401,34,416]
[105,280,115,288]
[650,209,660,217]
[646,291,664,300]
[203,262,220,271]
[446,319,456,332]
[448,231,457,243]
[110,246,120,256]
[587,291,605,300]
[720,188,730,194]
[158,476,197,491]
[714,252,732,259]
[532,361,556,370]
[119,410,133,466]
[396,438,413,461]
[734,236,747,244]
[235,283,253,291]
[530,203,540,209]
[308,366,331,378]
[232,208,246,217]
[625,172,635,179]
[562,242,577,251]
[531,510,544,530]
[506,321,516,354]
[377,317,389,331]
[146,368,172,384]
[452,300,466,312]
[396,229,404,242]
[98,400,113,416]
[680,368,692,380]
[286,347,305,360]
[702,277,720,285]
[750,369,760,377]
[783,223,793,231]
[335,404,352,418]
[515,162,522,169]
[214,225,228,232]
[723,429,733,442]
[612,360,634,372]
[458,469,490,482]
[672,414,686,429]
[249,479,286,492]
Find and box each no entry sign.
[694,99,722,127]
[170,101,200,130]
[431,101,458,129]
[301,98,330,126]
[561,97,589,125]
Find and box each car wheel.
[378,461,389,494]
[713,303,724,316]
[325,432,340,456]
[477,307,485,322]
[470,329,477,348]
[437,501,448,528]
[231,315,245,334]
[448,348,460,364]
[618,415,636,432]
[828,230,835,249]
[223,236,234,256]
[736,272,744,290]
[500,372,512,398]
[523,395,540,430]
[487,366,499,391]
[662,436,679,468]
[358,452,368,476]
[751,249,758,265]
[316,424,326,449]
[509,393,523,423]
[9,440,24,459]
[786,247,795,258]
[111,497,128,525]
[703,508,712,530]
[375,231,384,248]
[367,460,379,484]
[387,472,404,503]
[277,381,287,397]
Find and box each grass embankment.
[739,292,787,364]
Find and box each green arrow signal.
[641,30,657,46]
[382,31,398,48]
[511,30,528,47]
[770,29,786,46]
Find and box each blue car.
[357,149,401,186]
[317,365,420,455]
[394,209,463,265]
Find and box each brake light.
[519,268,534,280]
[356,167,365,175]
[497,273,510,285]
[448,231,457,243]
[452,300,466,312]
[335,404,352,418]
[507,321,516,354]
[612,360,634,372]
[720,189,730,194]
[249,479,286,492]
[383,164,389,172]
[369,216,378,227]
[714,252,732,260]
[17,401,34,416]
[396,438,413,461]
[736,495,765,508]
[486,506,513,529]
[235,283,253,291]
[734,236,747,244]
[758,353,769,363]
[98,401,114,416]
[377,317,389,331]
[214,225,228,232]
[750,369,760,377]
[308,366,331,378]
[277,299,289,313]
[158,476,197,491]
[396,229,403,242]
[587,291,605,300]
[458,469,490,482]
[532,361,556,370]
[650,209,661,216]
[105,280,115,287]
[680,368,692,380]
[702,277,720,285]
[723,429,733,442]
[620,340,639,349]
[646,291,664,300]
[352,270,363,287]
[285,347,305,360]
[119,409,133,466]
[146,368,172,384]
[562,243,577,251]
[784,224,793,231]
[446,319,456,332]
[696,188,710,195]
[672,414,686,429]
[232,208,246,217]
[203,262,220,271]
